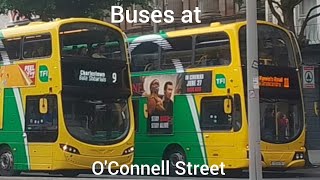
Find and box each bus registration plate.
[271,161,285,167]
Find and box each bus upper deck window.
[239,25,295,68]
[195,32,231,67]
[78,47,88,56]
[2,38,21,61]
[131,41,161,72]
[92,44,106,58]
[161,37,193,70]
[23,34,52,59]
[59,22,125,61]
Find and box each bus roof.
[128,20,288,42]
[0,18,123,39]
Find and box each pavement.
[283,165,320,177]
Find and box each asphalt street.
[0,170,319,180]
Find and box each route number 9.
[112,73,117,83]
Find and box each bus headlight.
[122,146,134,155]
[293,152,304,160]
[60,144,80,154]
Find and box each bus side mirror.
[39,98,48,114]
[315,101,319,117]
[224,98,232,114]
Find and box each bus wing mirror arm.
[314,101,319,117]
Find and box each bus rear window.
[200,96,232,131]
[60,22,125,61]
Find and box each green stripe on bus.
[133,95,205,166]
[0,31,30,171]
[2,89,29,170]
[186,95,207,165]
[131,69,178,77]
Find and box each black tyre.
[61,171,79,177]
[13,171,21,176]
[163,147,186,176]
[226,169,244,178]
[0,146,15,176]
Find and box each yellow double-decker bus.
[129,21,305,172]
[0,18,134,176]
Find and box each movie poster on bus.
[0,63,36,88]
[132,71,212,134]
[132,74,183,134]
[132,71,212,96]
[181,71,212,94]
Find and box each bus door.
[200,95,242,164]
[25,95,58,170]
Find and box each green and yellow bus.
[128,21,305,171]
[0,18,134,176]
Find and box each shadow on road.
[16,170,319,179]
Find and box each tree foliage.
[267,0,320,44]
[0,0,151,21]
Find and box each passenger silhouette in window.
[277,111,289,140]
[92,44,106,58]
[261,107,276,141]
[217,49,231,65]
[78,47,88,56]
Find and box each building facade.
[0,14,10,29]
[295,0,320,165]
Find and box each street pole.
[153,0,159,33]
[246,0,263,179]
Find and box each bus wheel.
[0,147,15,176]
[164,147,186,175]
[61,171,79,177]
